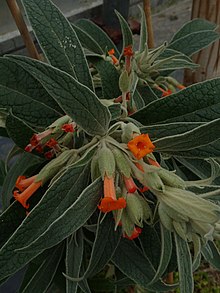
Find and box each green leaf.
[71,24,104,55]
[139,6,147,53]
[1,152,44,209]
[174,233,194,293]
[201,241,220,271]
[0,57,62,113]
[8,55,111,136]
[0,201,26,249]
[75,19,119,57]
[168,30,219,56]
[19,244,64,293]
[84,213,121,278]
[88,56,121,100]
[21,0,93,89]
[112,238,177,291]
[65,230,84,293]
[132,78,220,125]
[148,224,173,285]
[0,159,6,186]
[141,122,203,140]
[5,114,34,150]
[0,163,90,280]
[108,104,122,121]
[171,18,218,43]
[115,10,133,54]
[137,85,159,105]
[154,118,220,152]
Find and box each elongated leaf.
[88,56,121,100]
[84,213,121,278]
[141,122,203,140]
[174,233,194,293]
[154,118,220,152]
[75,19,119,57]
[171,18,217,43]
[201,241,220,270]
[6,114,34,150]
[0,163,90,281]
[21,0,93,89]
[8,55,111,136]
[2,152,44,209]
[112,238,177,291]
[115,10,133,54]
[139,6,147,52]
[19,178,102,252]
[132,78,220,125]
[65,230,84,293]
[0,58,61,113]
[0,159,6,186]
[0,81,61,128]
[168,30,219,56]
[0,201,26,249]
[155,58,198,71]
[20,244,63,293]
[137,85,159,105]
[72,24,104,55]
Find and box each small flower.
[162,89,172,97]
[15,175,37,192]
[108,48,119,65]
[62,123,75,133]
[44,149,55,159]
[123,226,142,240]
[127,134,155,160]
[46,138,58,148]
[30,129,53,146]
[124,176,137,193]
[14,180,42,209]
[123,45,134,57]
[177,84,186,90]
[98,176,126,213]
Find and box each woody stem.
[143,0,154,48]
[6,0,41,60]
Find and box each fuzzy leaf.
[139,6,148,53]
[21,0,93,89]
[75,19,119,57]
[174,233,194,293]
[8,55,111,136]
[201,241,220,271]
[168,30,219,56]
[171,18,218,43]
[19,244,64,293]
[132,78,220,125]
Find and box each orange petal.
[14,181,42,209]
[15,175,37,192]
[128,134,155,160]
[123,227,142,240]
[98,197,126,213]
[124,176,137,193]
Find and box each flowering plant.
[0,0,220,292]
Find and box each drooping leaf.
[75,19,119,57]
[19,244,64,293]
[154,118,220,152]
[174,233,194,293]
[21,0,93,89]
[201,241,220,271]
[171,18,218,43]
[112,238,177,291]
[132,78,220,125]
[65,230,84,293]
[1,152,44,209]
[0,163,90,281]
[168,30,219,56]
[8,55,111,136]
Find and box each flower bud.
[121,209,135,237]
[97,145,115,179]
[91,153,101,181]
[119,70,130,93]
[158,169,186,189]
[121,122,140,143]
[112,147,131,178]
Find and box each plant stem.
[6,0,41,60]
[167,272,174,284]
[143,0,154,48]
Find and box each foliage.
[0,0,220,292]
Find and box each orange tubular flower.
[14,180,42,209]
[177,84,186,90]
[123,45,134,57]
[128,134,155,160]
[148,157,160,167]
[124,227,142,240]
[98,176,126,213]
[124,176,137,193]
[108,48,119,65]
[15,175,37,192]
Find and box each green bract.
[0,1,220,292]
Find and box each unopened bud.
[121,122,140,143]
[158,169,186,189]
[112,147,131,178]
[98,145,115,179]
[119,70,130,93]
